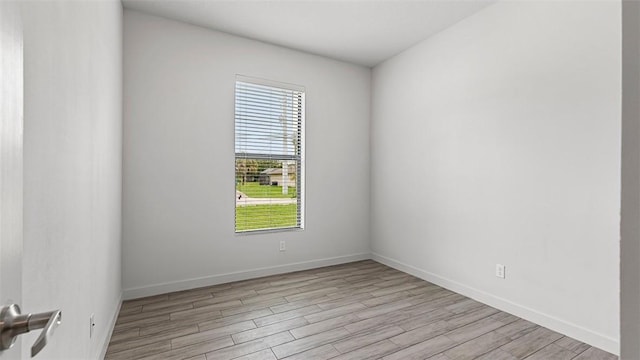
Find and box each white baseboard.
[371,252,620,356]
[122,253,370,300]
[99,292,122,360]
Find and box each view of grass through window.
[235,159,299,231]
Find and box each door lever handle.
[0,304,62,357]
[28,308,62,357]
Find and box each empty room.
[1,0,640,359]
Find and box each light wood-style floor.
[106,260,617,360]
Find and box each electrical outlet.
[279,240,286,252]
[89,314,95,338]
[496,264,506,279]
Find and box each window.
[235,76,305,233]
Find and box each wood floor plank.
[269,296,330,314]
[344,308,408,334]
[354,298,415,319]
[338,277,387,289]
[169,305,223,322]
[295,278,349,293]
[224,297,288,316]
[396,308,455,332]
[106,325,198,356]
[290,313,359,339]
[184,355,207,360]
[427,354,452,360]
[138,318,213,337]
[167,286,216,301]
[117,303,193,324]
[494,319,539,339]
[243,288,302,305]
[121,294,169,309]
[500,327,564,359]
[408,282,442,293]
[271,327,350,358]
[198,308,273,332]
[205,332,294,360]
[270,275,320,287]
[361,291,413,307]
[331,284,380,297]
[572,347,619,360]
[443,330,515,360]
[554,336,591,354]
[330,339,401,360]
[193,290,258,308]
[383,334,457,360]
[522,343,577,360]
[280,344,339,360]
[256,280,317,295]
[369,283,421,297]
[109,327,140,343]
[444,316,507,343]
[104,340,172,360]
[119,305,143,316]
[445,298,487,314]
[233,317,308,344]
[284,287,340,303]
[444,305,500,328]
[378,271,416,281]
[343,294,461,335]
[314,292,373,310]
[389,320,450,347]
[235,349,278,360]
[142,294,211,312]
[192,299,244,312]
[474,348,518,360]
[212,285,262,298]
[106,261,617,360]
[333,325,405,354]
[113,313,170,332]
[490,312,519,324]
[303,302,366,323]
[172,320,256,349]
[253,304,321,327]
[141,336,234,360]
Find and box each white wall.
[371,1,620,354]
[21,1,123,359]
[122,11,371,298]
[621,1,640,359]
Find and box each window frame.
[234,75,305,234]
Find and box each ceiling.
[122,1,496,67]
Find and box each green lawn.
[235,204,298,231]
[236,182,296,199]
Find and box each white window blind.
[235,76,305,233]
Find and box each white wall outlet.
[496,264,506,279]
[89,313,95,338]
[279,240,286,252]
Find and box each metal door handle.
[0,304,62,357]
